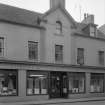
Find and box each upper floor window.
[56,21,62,34]
[55,45,63,63]
[0,37,4,56]
[28,41,38,60]
[98,51,104,65]
[77,48,84,65]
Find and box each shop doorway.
[49,72,68,98]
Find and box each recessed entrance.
[49,71,68,98]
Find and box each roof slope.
[99,24,105,34]
[0,3,43,26]
[0,3,104,40]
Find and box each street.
[47,100,105,105]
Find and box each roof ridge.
[0,3,43,16]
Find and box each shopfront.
[0,65,105,103]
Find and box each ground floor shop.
[0,60,105,102]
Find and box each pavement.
[1,97,105,105]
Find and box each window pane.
[41,77,47,94]
[90,73,104,93]
[27,78,34,95]
[69,72,85,93]
[34,78,40,94]
[0,70,17,96]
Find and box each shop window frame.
[0,69,18,97]
[26,70,49,96]
[68,72,86,94]
[90,73,104,93]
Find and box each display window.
[0,70,17,96]
[90,73,104,93]
[69,72,85,94]
[27,71,48,95]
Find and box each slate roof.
[74,22,105,39]
[0,3,43,27]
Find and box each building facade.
[0,0,105,103]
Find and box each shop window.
[56,21,62,34]
[55,45,63,63]
[27,71,48,95]
[28,41,38,60]
[90,73,104,93]
[0,37,4,56]
[0,70,17,96]
[77,48,84,65]
[98,51,104,65]
[69,72,85,94]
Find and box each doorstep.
[1,97,105,105]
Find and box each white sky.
[0,0,104,27]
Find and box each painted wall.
[0,9,104,67]
[72,35,105,66]
[0,22,41,61]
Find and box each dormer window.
[56,21,62,34]
[90,26,96,37]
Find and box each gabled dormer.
[82,14,97,37]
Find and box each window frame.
[90,26,96,37]
[77,48,84,65]
[90,73,104,93]
[98,50,104,65]
[55,45,63,63]
[56,21,62,35]
[28,41,38,60]
[0,37,4,57]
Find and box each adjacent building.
[0,0,105,103]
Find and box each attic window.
[56,21,62,34]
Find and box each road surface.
[48,100,105,105]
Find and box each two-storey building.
[0,0,105,103]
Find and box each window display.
[0,70,17,96]
[69,72,85,94]
[27,71,48,95]
[90,73,104,93]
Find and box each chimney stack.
[50,0,65,9]
[82,13,94,24]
